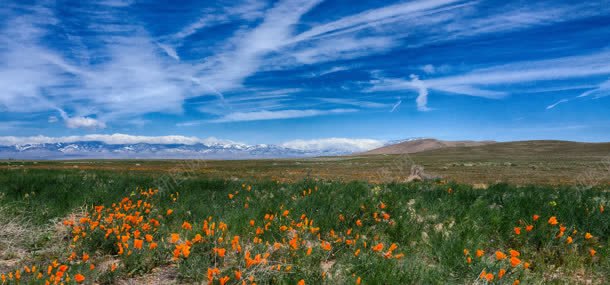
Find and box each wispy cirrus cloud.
[209,108,357,123]
[368,50,610,110]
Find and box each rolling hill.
[361,138,496,155]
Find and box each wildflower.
[74,273,85,283]
[59,265,68,272]
[372,243,384,252]
[356,220,363,227]
[601,204,605,213]
[513,280,520,285]
[145,234,153,243]
[166,209,173,216]
[380,202,386,209]
[356,277,362,285]
[234,270,242,280]
[249,220,255,226]
[134,239,143,249]
[466,257,472,264]
[354,249,360,257]
[514,227,521,235]
[307,247,312,255]
[82,253,90,262]
[89,264,95,270]
[321,241,332,251]
[394,253,405,259]
[485,273,494,282]
[495,251,507,260]
[182,221,192,230]
[297,280,305,285]
[476,249,484,258]
[228,193,234,199]
[219,276,230,285]
[589,248,596,256]
[189,234,202,244]
[510,256,521,267]
[498,268,506,279]
[282,210,290,217]
[533,214,540,221]
[214,248,226,258]
[171,233,180,243]
[526,225,534,232]
[463,249,469,256]
[585,232,593,240]
[111,263,117,272]
[149,242,158,249]
[509,249,520,257]
[566,236,573,244]
[548,216,558,225]
[524,262,530,269]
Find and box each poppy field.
[0,169,608,284]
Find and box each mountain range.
[0,140,376,159]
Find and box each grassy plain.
[0,168,608,284]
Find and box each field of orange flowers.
[0,169,608,284]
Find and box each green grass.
[0,168,608,284]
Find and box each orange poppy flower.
[495,251,507,260]
[514,227,521,235]
[134,239,143,249]
[585,232,593,240]
[321,241,332,251]
[548,216,558,225]
[566,236,573,244]
[297,280,305,285]
[74,274,85,283]
[498,268,506,279]
[510,256,521,267]
[371,243,384,252]
[182,221,192,230]
[532,214,540,221]
[526,225,534,232]
[589,248,596,256]
[509,249,520,257]
[485,273,494,282]
[166,209,173,216]
[219,276,230,285]
[149,242,158,249]
[476,249,485,258]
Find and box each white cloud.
[281,138,385,153]
[578,78,610,98]
[410,75,430,111]
[546,99,570,110]
[194,0,323,91]
[64,116,107,129]
[422,64,435,74]
[211,108,357,122]
[390,98,402,112]
[0,133,237,146]
[288,0,462,44]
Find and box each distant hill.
[362,138,496,155]
[414,140,610,157]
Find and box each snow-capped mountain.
[0,141,357,160]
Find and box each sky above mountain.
[1,0,610,151]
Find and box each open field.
[0,169,609,284]
[3,141,610,185]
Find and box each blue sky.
[1,0,610,150]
